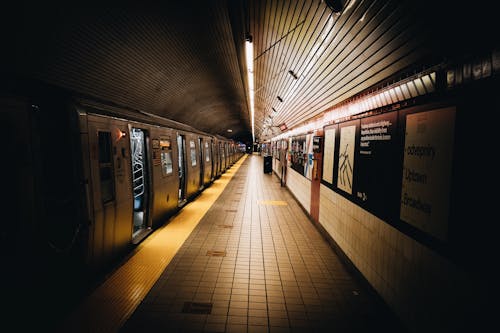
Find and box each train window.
[190,140,197,166]
[205,141,210,162]
[160,138,173,176]
[161,151,173,175]
[98,131,115,203]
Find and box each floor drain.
[225,209,237,213]
[206,250,226,257]
[218,224,233,229]
[182,302,213,314]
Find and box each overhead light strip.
[245,37,255,143]
[271,71,436,140]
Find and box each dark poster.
[355,111,399,220]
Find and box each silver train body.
[77,103,241,271]
[2,92,243,309]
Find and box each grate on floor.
[182,302,213,314]
[218,224,233,229]
[206,250,226,257]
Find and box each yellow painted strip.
[258,200,288,206]
[57,155,247,333]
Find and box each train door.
[129,127,150,240]
[198,137,204,190]
[88,118,133,270]
[214,142,219,175]
[204,140,211,183]
[225,143,229,168]
[96,131,116,263]
[220,142,225,171]
[211,140,216,180]
[177,134,187,205]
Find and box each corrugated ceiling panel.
[3,2,251,140]
[251,0,434,140]
[3,0,496,142]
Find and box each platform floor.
[61,154,405,332]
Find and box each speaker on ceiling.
[324,0,345,13]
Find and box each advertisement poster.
[304,134,314,180]
[337,125,356,194]
[400,107,456,241]
[356,112,399,218]
[322,126,336,184]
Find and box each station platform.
[57,154,405,332]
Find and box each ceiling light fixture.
[288,70,298,80]
[272,107,277,113]
[245,33,255,143]
[277,96,283,102]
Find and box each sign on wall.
[337,123,357,194]
[304,134,314,180]
[322,125,336,184]
[356,111,399,219]
[400,107,456,241]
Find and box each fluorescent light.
[245,38,254,143]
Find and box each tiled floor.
[121,155,405,332]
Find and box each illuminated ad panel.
[322,125,336,184]
[337,123,357,195]
[400,107,456,241]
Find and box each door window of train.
[205,141,210,162]
[190,140,197,166]
[160,138,173,176]
[98,131,115,203]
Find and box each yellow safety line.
[57,155,247,333]
[258,200,288,206]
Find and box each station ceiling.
[1,1,496,143]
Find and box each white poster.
[337,125,356,194]
[305,134,314,179]
[400,107,455,241]
[322,127,336,184]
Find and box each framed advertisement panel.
[322,124,337,184]
[355,111,400,220]
[399,107,456,241]
[336,120,359,195]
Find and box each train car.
[1,89,241,326]
[76,99,225,268]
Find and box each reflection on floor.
[121,155,404,332]
[56,157,246,333]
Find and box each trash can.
[263,155,272,174]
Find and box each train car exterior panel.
[201,136,213,186]
[84,114,134,270]
[183,133,201,200]
[149,128,179,229]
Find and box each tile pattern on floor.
[121,155,405,332]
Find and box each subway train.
[1,86,243,329]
